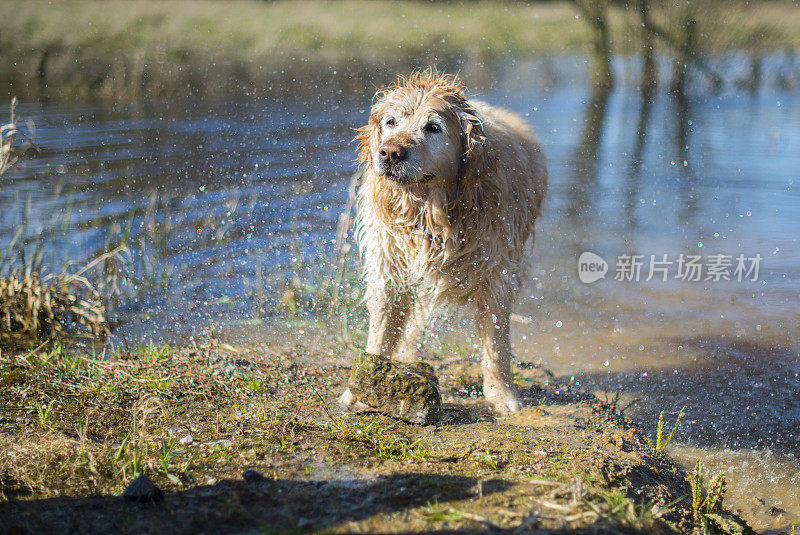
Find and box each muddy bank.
[0,334,755,534]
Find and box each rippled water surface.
[3,59,799,530]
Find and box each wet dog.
[339,70,547,413]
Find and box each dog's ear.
[355,106,382,168]
[457,108,493,188]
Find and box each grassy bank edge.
[0,336,757,534]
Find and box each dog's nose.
[378,142,407,164]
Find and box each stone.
[347,352,441,425]
[205,439,234,448]
[122,474,164,503]
[242,469,264,482]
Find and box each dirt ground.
[0,331,754,534]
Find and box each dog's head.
[356,70,488,187]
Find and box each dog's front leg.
[475,301,523,413]
[338,284,411,407]
[365,285,412,356]
[393,300,428,362]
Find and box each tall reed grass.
[1,98,26,176]
[0,101,128,346]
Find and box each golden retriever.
[339,70,548,413]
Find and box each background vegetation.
[1,0,799,100]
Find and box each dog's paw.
[484,384,524,414]
[337,388,370,412]
[337,388,355,407]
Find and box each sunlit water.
[2,57,799,531]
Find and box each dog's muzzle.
[377,141,409,179]
[376,142,433,184]
[378,141,406,166]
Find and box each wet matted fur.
[340,70,548,413]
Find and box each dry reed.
[0,245,129,346]
[0,98,23,176]
[1,101,125,346]
[0,270,107,345]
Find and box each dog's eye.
[384,117,395,127]
[424,122,441,134]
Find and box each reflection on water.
[2,56,800,530]
[623,59,655,229]
[566,83,611,224]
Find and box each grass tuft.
[0,269,109,346]
[328,417,429,462]
[655,405,685,455]
[686,460,752,535]
[34,400,56,430]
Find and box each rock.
[205,439,234,448]
[242,469,264,482]
[179,434,194,445]
[122,474,164,503]
[347,352,441,425]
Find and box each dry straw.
[0,97,30,176]
[0,269,106,345]
[1,100,121,346]
[0,244,129,346]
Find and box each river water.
[2,57,799,531]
